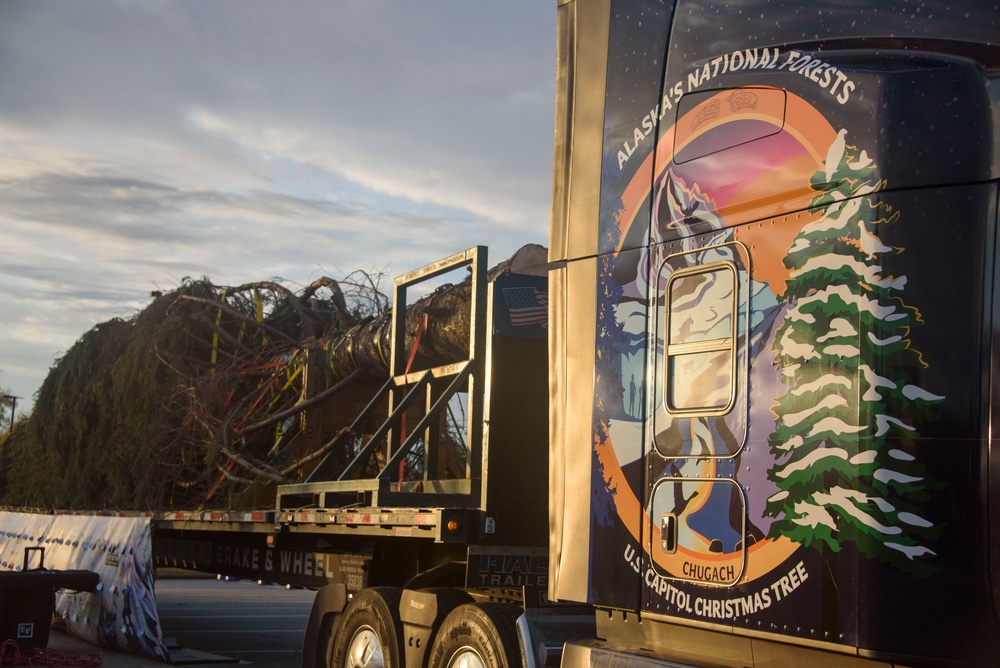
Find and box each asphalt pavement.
[48,576,317,667]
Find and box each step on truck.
[139,0,1000,666]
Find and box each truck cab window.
[664,262,736,415]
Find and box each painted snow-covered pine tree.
[765,130,944,576]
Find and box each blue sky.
[0,1,556,413]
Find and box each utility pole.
[1,394,18,437]
[0,394,16,499]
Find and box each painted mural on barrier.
[0,512,168,660]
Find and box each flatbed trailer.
[149,246,563,667]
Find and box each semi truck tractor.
[17,1,1000,667]
[545,1,999,667]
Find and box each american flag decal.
[502,287,548,327]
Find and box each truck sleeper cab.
[549,1,1000,667]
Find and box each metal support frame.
[277,246,488,512]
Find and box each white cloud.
[0,1,556,410]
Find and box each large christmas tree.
[765,130,943,576]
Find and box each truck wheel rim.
[346,625,384,668]
[447,646,486,668]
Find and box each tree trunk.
[326,244,547,381]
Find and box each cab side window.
[664,262,737,415]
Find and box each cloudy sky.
[0,1,556,414]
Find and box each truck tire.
[427,602,521,668]
[420,586,474,620]
[330,587,405,668]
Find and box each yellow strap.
[210,288,228,375]
[281,363,303,392]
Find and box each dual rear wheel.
[329,588,520,668]
[428,602,522,668]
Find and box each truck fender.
[400,587,474,668]
[301,583,348,668]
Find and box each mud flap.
[301,583,348,668]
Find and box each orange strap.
[398,296,435,488]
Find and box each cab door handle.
[660,513,678,553]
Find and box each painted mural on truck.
[588,0,949,644]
